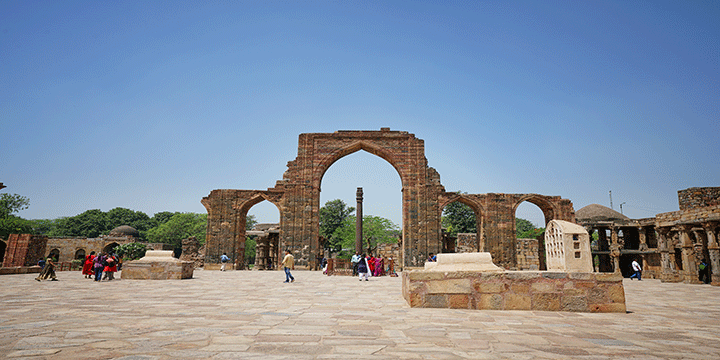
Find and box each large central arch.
[203,128,576,269]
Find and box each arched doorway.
[48,248,60,262]
[513,196,557,270]
[0,239,6,265]
[103,242,119,254]
[319,150,402,260]
[75,249,86,260]
[246,199,282,270]
[439,195,483,255]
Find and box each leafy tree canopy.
[0,193,29,218]
[516,217,544,239]
[442,197,477,236]
[0,193,32,240]
[146,212,207,248]
[332,215,399,257]
[319,199,355,252]
[115,242,147,260]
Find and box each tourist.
[103,253,118,280]
[35,256,57,281]
[699,259,710,284]
[427,253,437,262]
[82,251,96,279]
[93,252,106,282]
[220,252,230,271]
[351,251,361,276]
[282,250,295,283]
[629,258,642,281]
[357,254,371,281]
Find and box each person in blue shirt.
[220,253,230,271]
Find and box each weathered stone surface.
[121,250,193,280]
[179,236,204,269]
[403,270,626,313]
[505,293,531,310]
[426,278,472,294]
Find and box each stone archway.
[204,129,447,269]
[203,128,577,270]
[438,192,485,253]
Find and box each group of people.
[81,251,120,281]
[351,252,386,281]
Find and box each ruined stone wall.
[678,187,720,211]
[456,233,477,253]
[45,237,136,262]
[516,238,540,270]
[375,242,401,263]
[451,193,575,269]
[4,234,47,267]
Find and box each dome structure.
[109,225,140,238]
[575,204,630,224]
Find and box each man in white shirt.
[630,259,642,281]
[351,252,361,276]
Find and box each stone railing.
[326,258,353,276]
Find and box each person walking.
[35,256,58,281]
[351,252,360,276]
[93,252,106,282]
[281,250,295,283]
[82,251,96,279]
[629,258,642,281]
[220,253,230,271]
[357,254,371,281]
[699,259,710,284]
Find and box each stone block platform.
[121,250,194,280]
[403,270,626,312]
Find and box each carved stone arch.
[512,194,559,226]
[315,140,408,190]
[438,192,485,252]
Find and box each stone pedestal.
[404,252,626,313]
[121,250,194,280]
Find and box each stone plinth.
[424,252,504,272]
[121,250,194,280]
[404,252,625,313]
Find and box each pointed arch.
[315,140,408,190]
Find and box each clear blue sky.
[2,1,718,227]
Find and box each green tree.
[246,214,257,230]
[151,211,179,227]
[115,242,147,260]
[319,199,355,252]
[49,209,108,238]
[0,193,30,218]
[0,193,32,240]
[333,215,399,257]
[146,213,207,248]
[27,219,56,236]
[105,207,152,236]
[442,198,477,236]
[516,217,544,239]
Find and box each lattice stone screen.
[544,220,593,272]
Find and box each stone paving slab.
[1,270,719,359]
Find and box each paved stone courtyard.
[1,270,718,359]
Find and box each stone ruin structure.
[578,187,720,285]
[121,250,194,280]
[179,236,205,269]
[0,225,172,272]
[203,128,575,270]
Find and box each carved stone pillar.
[703,222,719,285]
[657,227,672,281]
[610,226,620,273]
[638,227,648,251]
[679,225,697,283]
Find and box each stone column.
[638,227,648,251]
[356,187,363,255]
[610,227,620,273]
[703,222,719,285]
[657,228,672,280]
[679,225,697,283]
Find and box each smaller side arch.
[439,192,485,252]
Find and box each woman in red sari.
[103,254,118,281]
[82,251,96,279]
